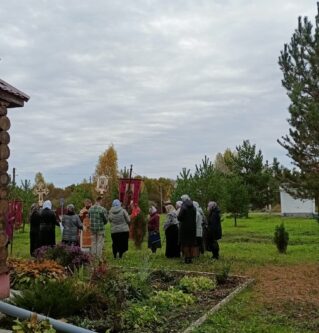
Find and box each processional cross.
[33,182,49,206]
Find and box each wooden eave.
[0,79,30,108]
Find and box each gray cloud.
[0,0,316,186]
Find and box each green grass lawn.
[9,214,319,332]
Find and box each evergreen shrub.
[274,223,289,253]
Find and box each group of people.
[147,194,222,263]
[29,194,222,264]
[29,196,133,259]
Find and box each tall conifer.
[278,3,319,200]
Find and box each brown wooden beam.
[0,91,25,108]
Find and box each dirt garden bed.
[0,260,252,333]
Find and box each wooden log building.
[0,79,29,298]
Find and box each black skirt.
[148,231,162,249]
[111,231,129,254]
[165,224,180,258]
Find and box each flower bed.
[1,259,250,333]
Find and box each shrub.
[124,271,151,301]
[132,212,147,249]
[274,223,289,253]
[11,279,94,318]
[150,287,195,311]
[214,260,232,284]
[8,258,66,289]
[96,268,130,331]
[90,260,109,283]
[178,276,216,293]
[123,304,160,330]
[34,244,92,270]
[12,314,56,333]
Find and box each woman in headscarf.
[148,206,161,253]
[108,199,130,259]
[175,201,182,215]
[38,200,58,248]
[193,201,204,256]
[62,204,83,246]
[163,203,180,258]
[207,201,222,260]
[29,203,41,256]
[178,194,197,263]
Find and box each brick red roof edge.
[0,79,30,101]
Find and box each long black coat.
[207,207,222,241]
[38,208,57,247]
[178,200,197,246]
[30,210,41,256]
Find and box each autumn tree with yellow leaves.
[95,144,119,207]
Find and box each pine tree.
[278,4,319,201]
[224,176,249,227]
[230,140,273,209]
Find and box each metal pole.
[0,301,95,333]
[160,185,163,213]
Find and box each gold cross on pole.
[33,182,49,206]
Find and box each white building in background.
[280,188,316,216]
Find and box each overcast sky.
[0,0,317,187]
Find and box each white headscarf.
[175,201,182,209]
[43,200,52,210]
[149,206,157,214]
[193,201,199,209]
[181,194,190,202]
[208,201,217,211]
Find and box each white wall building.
[280,189,316,216]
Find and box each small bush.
[274,223,289,253]
[34,244,92,270]
[150,287,195,311]
[90,260,109,283]
[132,212,147,249]
[9,258,66,289]
[214,260,232,284]
[124,304,160,330]
[12,314,56,333]
[124,271,151,301]
[11,279,94,318]
[178,276,216,293]
[96,268,130,331]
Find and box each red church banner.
[119,179,143,208]
[6,200,23,241]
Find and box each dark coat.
[30,210,41,256]
[62,212,83,243]
[207,207,222,241]
[178,199,197,246]
[38,208,58,247]
[165,224,180,258]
